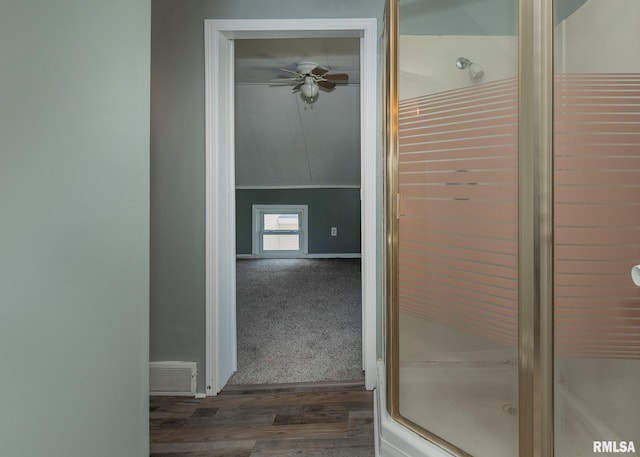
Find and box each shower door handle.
[632,265,640,287]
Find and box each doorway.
[204,18,378,395]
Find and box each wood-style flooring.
[150,382,375,457]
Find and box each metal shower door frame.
[384,0,555,455]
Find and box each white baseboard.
[236,253,361,259]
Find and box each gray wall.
[0,1,150,456]
[151,0,385,393]
[236,188,361,255]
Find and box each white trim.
[204,21,237,395]
[359,16,378,391]
[205,17,378,395]
[374,383,381,457]
[237,253,362,260]
[206,18,368,38]
[204,20,215,396]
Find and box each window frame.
[251,204,308,257]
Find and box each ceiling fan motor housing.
[296,61,327,75]
[272,61,349,99]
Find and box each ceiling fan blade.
[317,80,336,90]
[269,78,301,84]
[311,65,330,76]
[292,82,304,92]
[279,68,303,77]
[324,73,349,82]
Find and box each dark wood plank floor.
[150,382,375,457]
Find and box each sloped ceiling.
[234,37,361,188]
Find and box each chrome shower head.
[456,57,484,82]
[456,57,472,70]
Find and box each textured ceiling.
[234,37,361,188]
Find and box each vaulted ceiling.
[234,37,361,188]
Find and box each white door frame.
[204,18,378,395]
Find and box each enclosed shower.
[385,0,640,456]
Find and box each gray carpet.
[227,258,363,385]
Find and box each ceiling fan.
[271,61,349,103]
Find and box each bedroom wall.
[0,1,150,456]
[236,188,361,255]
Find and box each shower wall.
[553,1,640,454]
[399,35,516,99]
[555,0,640,74]
[397,33,518,357]
[398,77,518,349]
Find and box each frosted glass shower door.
[553,1,640,454]
[393,1,519,455]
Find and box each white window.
[252,205,308,256]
